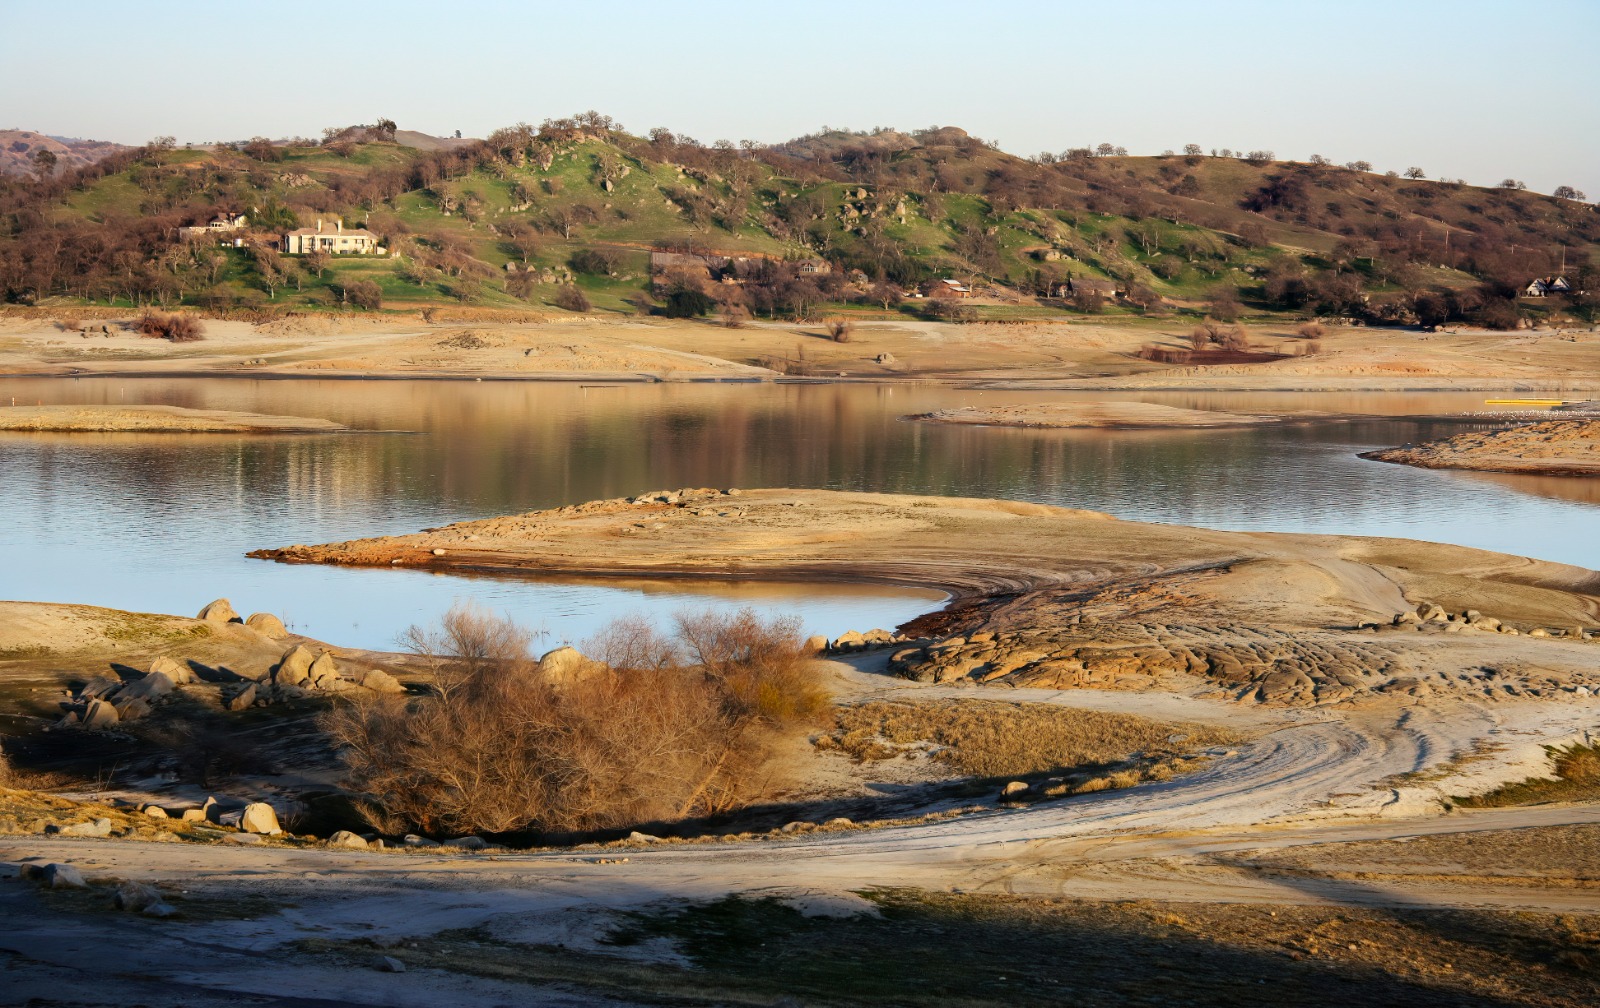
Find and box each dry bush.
[553,284,591,312]
[1219,323,1250,351]
[56,317,82,332]
[136,310,205,342]
[826,318,854,342]
[1296,321,1326,339]
[1301,339,1323,355]
[323,604,827,837]
[1137,343,1191,364]
[823,700,1240,779]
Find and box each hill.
[0,129,128,177]
[0,116,1594,328]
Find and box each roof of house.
[284,227,378,238]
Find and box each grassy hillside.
[0,120,1595,328]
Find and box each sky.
[2,0,1596,197]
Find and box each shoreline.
[6,365,1600,395]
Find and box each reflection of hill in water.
[1461,470,1600,506]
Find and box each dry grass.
[814,700,1242,783]
[323,604,829,838]
[1457,741,1600,808]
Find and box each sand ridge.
[0,404,345,433]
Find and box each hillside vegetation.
[0,116,1595,328]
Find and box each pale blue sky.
[3,0,1596,196]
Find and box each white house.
[179,212,247,240]
[281,218,381,255]
[1524,276,1573,297]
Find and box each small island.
[0,404,347,434]
[904,401,1281,429]
[1362,419,1600,476]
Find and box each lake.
[2,378,1595,650]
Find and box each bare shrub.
[826,318,854,343]
[1188,325,1211,352]
[553,284,591,312]
[1220,324,1250,351]
[1296,321,1326,339]
[322,603,828,837]
[1138,344,1191,364]
[56,317,82,332]
[1302,340,1323,355]
[136,311,206,342]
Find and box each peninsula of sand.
[905,401,1285,428]
[1363,418,1600,476]
[0,404,346,433]
[254,487,1600,706]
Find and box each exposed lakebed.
[1,378,1595,648]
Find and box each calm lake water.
[1,378,1595,649]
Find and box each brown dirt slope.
[906,401,1281,428]
[0,405,345,433]
[1364,418,1600,476]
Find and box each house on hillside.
[1053,276,1119,301]
[281,218,381,255]
[1522,276,1574,297]
[925,278,973,299]
[179,212,247,241]
[795,258,831,275]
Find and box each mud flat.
[1363,418,1600,476]
[0,404,345,433]
[905,401,1285,428]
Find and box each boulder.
[307,651,341,686]
[275,644,315,686]
[80,698,119,729]
[443,836,487,850]
[78,676,122,700]
[625,831,659,844]
[376,956,406,973]
[245,612,288,638]
[142,805,169,819]
[327,830,369,849]
[180,807,209,823]
[361,669,405,694]
[239,803,281,835]
[40,863,88,889]
[57,818,113,837]
[112,697,152,721]
[150,656,195,685]
[1000,781,1029,797]
[535,646,603,685]
[802,635,829,654]
[118,671,175,704]
[197,598,241,623]
[113,881,163,913]
[226,683,257,711]
[403,834,440,847]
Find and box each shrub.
[553,285,592,312]
[347,280,382,311]
[826,318,854,343]
[1138,344,1191,364]
[56,317,82,332]
[322,604,827,837]
[1296,321,1326,339]
[136,311,205,342]
[568,248,620,276]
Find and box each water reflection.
[1,379,1595,648]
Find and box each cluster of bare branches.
[322,604,828,837]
